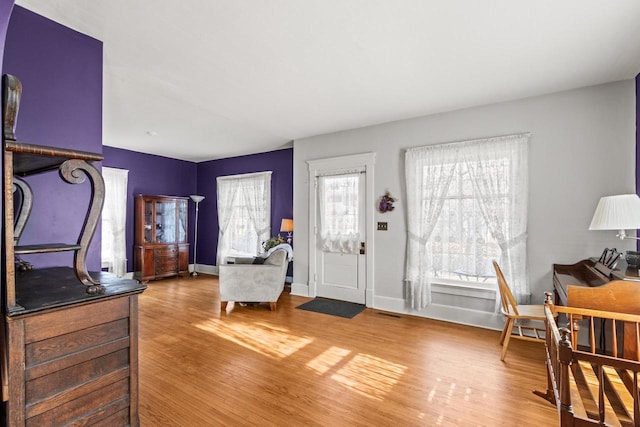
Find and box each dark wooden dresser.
[2,74,146,426]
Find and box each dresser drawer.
[154,245,178,257]
[155,256,178,275]
[154,245,178,275]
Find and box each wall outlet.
[377,222,388,231]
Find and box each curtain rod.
[406,132,531,153]
[216,170,272,181]
[315,169,365,178]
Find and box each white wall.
[292,80,637,329]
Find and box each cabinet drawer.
[26,379,130,426]
[155,257,178,274]
[154,245,177,257]
[25,348,130,417]
[23,297,130,343]
[25,318,129,378]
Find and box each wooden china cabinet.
[1,74,146,426]
[133,195,189,282]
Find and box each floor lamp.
[190,195,205,276]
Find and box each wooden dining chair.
[493,261,546,361]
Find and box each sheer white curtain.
[216,171,271,265]
[404,133,530,310]
[101,167,129,277]
[463,134,530,307]
[318,173,360,253]
[404,147,458,308]
[243,174,271,249]
[216,177,240,266]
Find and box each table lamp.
[280,218,293,244]
[589,194,640,240]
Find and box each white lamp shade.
[190,194,205,203]
[589,194,640,230]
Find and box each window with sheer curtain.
[318,173,361,253]
[101,167,129,277]
[216,171,271,265]
[404,133,529,310]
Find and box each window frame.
[216,171,272,265]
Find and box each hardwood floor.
[138,274,557,426]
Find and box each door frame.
[307,152,376,307]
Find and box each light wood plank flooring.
[138,274,557,426]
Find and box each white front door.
[314,172,366,304]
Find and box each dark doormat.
[296,298,365,319]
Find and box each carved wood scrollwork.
[59,158,106,294]
[3,74,21,142]
[12,176,32,245]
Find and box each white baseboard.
[191,263,218,275]
[371,295,503,331]
[365,289,375,308]
[290,282,310,297]
[371,295,406,312]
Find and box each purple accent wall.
[0,1,13,73]
[197,148,294,272]
[104,146,292,274]
[3,6,103,270]
[103,146,197,272]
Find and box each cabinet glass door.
[178,200,187,243]
[156,201,177,243]
[144,201,153,243]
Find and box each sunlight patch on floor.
[426,378,481,423]
[306,346,352,375]
[423,379,463,425]
[331,353,408,401]
[195,320,313,359]
[429,377,464,404]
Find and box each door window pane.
[318,173,360,253]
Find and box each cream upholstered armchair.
[218,248,289,311]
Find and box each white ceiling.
[14,0,640,162]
